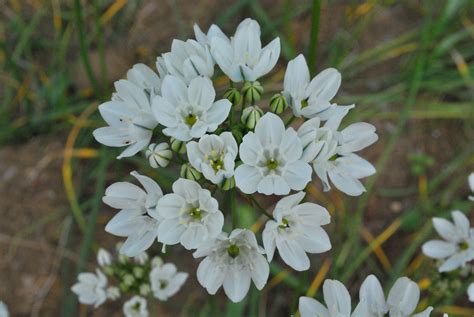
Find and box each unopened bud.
[146,143,172,168]
[223,87,241,105]
[242,81,263,104]
[180,163,202,181]
[97,248,112,267]
[241,106,264,130]
[170,137,187,154]
[151,256,163,268]
[139,284,151,296]
[219,176,235,191]
[270,93,288,114]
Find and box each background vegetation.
[0,0,473,316]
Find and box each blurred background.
[0,0,473,316]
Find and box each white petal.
[307,68,341,103]
[206,99,232,128]
[451,210,470,239]
[262,221,277,261]
[323,279,352,316]
[254,113,285,147]
[359,275,388,315]
[249,253,269,290]
[234,165,263,194]
[172,178,201,202]
[152,95,177,128]
[239,132,263,165]
[198,259,226,297]
[120,230,157,256]
[422,240,456,259]
[299,296,329,317]
[180,225,207,249]
[284,54,310,101]
[157,194,185,218]
[188,76,215,109]
[283,160,312,191]
[223,265,251,303]
[251,37,280,80]
[157,219,186,245]
[432,217,459,242]
[276,238,310,271]
[387,277,419,316]
[257,175,291,196]
[161,75,188,105]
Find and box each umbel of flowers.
[71,245,187,317]
[91,17,381,307]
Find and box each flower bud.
[139,284,151,296]
[107,287,121,300]
[133,267,145,279]
[97,248,112,267]
[270,93,288,114]
[170,137,187,154]
[180,163,202,181]
[223,87,241,105]
[219,176,235,191]
[151,256,163,268]
[146,143,172,168]
[123,274,135,286]
[242,81,263,104]
[241,106,264,130]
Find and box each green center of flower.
[227,244,240,258]
[189,207,202,220]
[159,280,168,289]
[301,99,309,109]
[278,218,290,229]
[458,242,469,250]
[266,158,278,170]
[133,302,141,311]
[329,154,340,161]
[185,113,198,126]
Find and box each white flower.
[97,248,112,266]
[161,39,214,84]
[93,80,158,159]
[298,112,377,196]
[299,276,432,317]
[186,132,238,185]
[262,191,331,271]
[283,54,342,119]
[126,63,162,97]
[386,277,432,317]
[210,18,280,82]
[150,262,188,300]
[104,171,163,256]
[123,296,148,317]
[0,301,9,317]
[157,178,224,249]
[468,283,474,302]
[235,112,312,195]
[422,210,474,272]
[469,172,474,201]
[71,269,108,308]
[146,143,172,168]
[194,23,227,47]
[298,280,352,317]
[152,75,231,141]
[193,229,269,303]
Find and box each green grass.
[1,0,473,316]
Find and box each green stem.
[74,0,99,96]
[308,0,321,75]
[230,189,237,228]
[285,115,296,127]
[248,195,272,219]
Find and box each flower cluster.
[422,174,474,302]
[71,246,187,316]
[0,302,8,317]
[91,17,378,305]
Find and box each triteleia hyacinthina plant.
[70,17,465,316]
